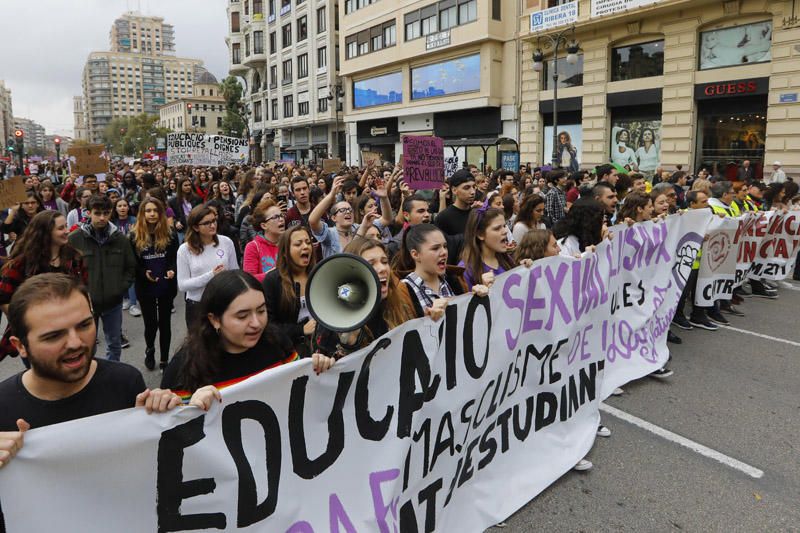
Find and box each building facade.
[82,12,205,144]
[339,0,522,168]
[226,0,342,163]
[521,0,800,180]
[73,96,89,141]
[0,81,13,145]
[13,117,46,152]
[159,72,227,135]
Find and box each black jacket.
[262,268,309,354]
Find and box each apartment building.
[159,71,227,135]
[520,0,800,179]
[0,82,13,145]
[226,0,342,163]
[339,0,522,168]
[82,12,205,144]
[14,117,46,152]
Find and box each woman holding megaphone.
[314,237,418,358]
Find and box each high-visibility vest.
[744,195,760,212]
[729,201,741,217]
[710,203,731,217]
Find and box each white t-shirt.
[177,235,239,302]
[558,235,582,258]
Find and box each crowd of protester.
[0,156,798,487]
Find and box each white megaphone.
[306,253,383,332]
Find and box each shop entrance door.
[695,96,767,180]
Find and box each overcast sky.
[0,0,228,136]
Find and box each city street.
[1,281,798,531]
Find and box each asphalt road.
[1,283,798,532]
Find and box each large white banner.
[696,210,800,305]
[167,133,249,167]
[3,210,793,532]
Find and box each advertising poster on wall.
[700,21,772,70]
[609,119,661,177]
[544,124,582,171]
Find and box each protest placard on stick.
[322,158,342,174]
[67,144,108,175]
[0,176,28,210]
[403,135,444,189]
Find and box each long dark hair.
[4,211,81,276]
[553,197,605,252]
[276,225,316,315]
[393,223,443,273]
[516,194,544,228]
[179,270,276,392]
[460,207,514,284]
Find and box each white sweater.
[177,235,239,302]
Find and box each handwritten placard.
[360,151,381,167]
[0,176,28,210]
[322,158,341,174]
[403,135,444,189]
[67,144,108,176]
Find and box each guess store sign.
[695,78,769,99]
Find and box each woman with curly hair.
[553,197,607,257]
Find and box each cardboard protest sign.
[67,144,108,175]
[403,135,444,189]
[360,151,381,167]
[0,176,28,210]
[322,158,342,174]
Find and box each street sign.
[779,93,798,103]
[370,126,388,136]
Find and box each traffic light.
[54,137,61,145]
[54,137,62,159]
[13,129,24,167]
[6,138,14,153]
[187,103,192,113]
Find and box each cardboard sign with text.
[361,151,381,167]
[322,158,342,174]
[0,176,28,210]
[67,144,108,176]
[403,135,444,189]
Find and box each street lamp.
[327,84,345,159]
[532,26,579,168]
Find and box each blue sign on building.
[779,93,798,103]
[500,151,520,171]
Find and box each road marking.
[779,281,800,291]
[720,325,800,348]
[599,404,765,479]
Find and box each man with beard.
[592,181,618,225]
[0,273,181,435]
[0,274,183,531]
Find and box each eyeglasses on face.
[265,213,285,222]
[197,218,218,226]
[334,207,353,215]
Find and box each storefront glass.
[543,124,582,171]
[611,40,664,81]
[696,112,766,180]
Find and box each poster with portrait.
[609,119,661,177]
[699,21,772,70]
[544,124,582,172]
